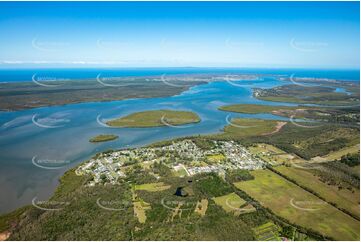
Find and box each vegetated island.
[89,134,118,143]
[219,103,360,124]
[106,109,201,128]
[0,76,206,111]
[253,83,360,106]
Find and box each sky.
[0,1,359,69]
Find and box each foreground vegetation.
[3,167,327,240]
[2,172,255,240]
[1,135,359,240]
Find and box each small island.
[106,109,201,128]
[89,134,119,143]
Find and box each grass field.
[234,169,360,241]
[248,143,297,166]
[311,144,360,162]
[220,118,280,139]
[106,110,200,128]
[172,166,189,177]
[253,221,280,241]
[134,182,171,192]
[133,200,151,224]
[274,165,360,218]
[212,192,255,216]
[89,134,118,143]
[206,154,226,164]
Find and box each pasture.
[311,144,360,162]
[213,192,255,216]
[234,169,360,241]
[275,165,360,218]
[134,182,171,192]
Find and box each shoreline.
[0,75,358,216]
[1,73,358,112]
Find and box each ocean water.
[0,68,359,214]
[0,67,359,83]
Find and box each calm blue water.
[0,68,359,214]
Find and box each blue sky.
[0,1,359,69]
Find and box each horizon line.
[0,66,359,71]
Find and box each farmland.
[253,221,280,241]
[134,182,171,192]
[213,192,255,215]
[274,165,360,218]
[234,169,360,241]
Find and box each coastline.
[0,74,358,215]
[1,72,359,112]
